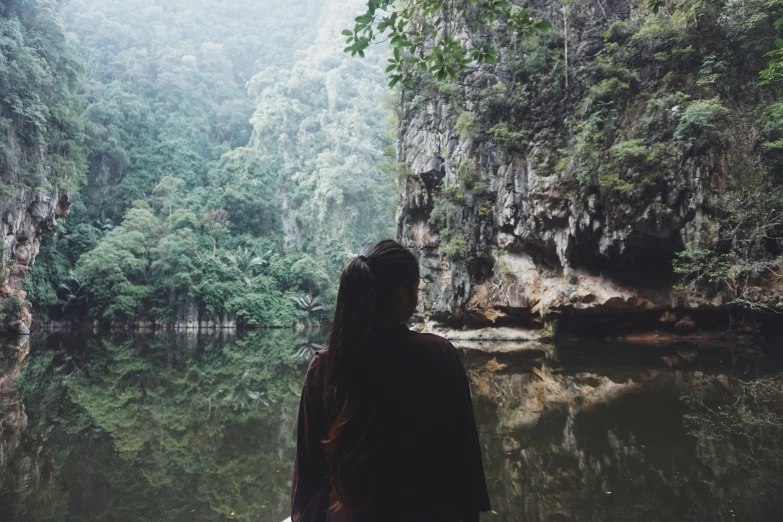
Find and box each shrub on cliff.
[672,98,730,148]
[674,170,783,311]
[0,296,22,326]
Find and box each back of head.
[322,239,419,515]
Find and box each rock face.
[0,0,81,335]
[0,191,70,335]
[396,0,783,332]
[0,98,73,335]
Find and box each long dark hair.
[322,239,419,514]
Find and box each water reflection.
[0,332,780,521]
[464,340,783,522]
[1,330,322,522]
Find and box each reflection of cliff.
[0,339,58,515]
[465,348,783,522]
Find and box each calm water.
[0,330,781,522]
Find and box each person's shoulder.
[407,330,460,358]
[304,348,328,384]
[411,330,453,346]
[310,346,329,366]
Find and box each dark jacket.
[290,324,491,522]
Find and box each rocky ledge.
[1,191,70,335]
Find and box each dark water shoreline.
[1,330,781,521]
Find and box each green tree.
[201,209,230,257]
[224,248,268,286]
[344,0,550,86]
[74,201,161,320]
[152,176,186,219]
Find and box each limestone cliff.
[397,0,783,334]
[0,0,82,334]
[0,191,70,334]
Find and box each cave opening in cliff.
[570,235,680,287]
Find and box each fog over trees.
[19,0,396,327]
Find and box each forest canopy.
[20,0,397,327]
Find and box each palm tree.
[295,340,325,360]
[255,248,274,267]
[292,294,326,327]
[53,349,86,378]
[221,370,268,411]
[224,248,269,285]
[57,276,89,314]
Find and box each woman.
[290,239,491,522]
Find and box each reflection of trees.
[15,330,310,521]
[17,331,781,522]
[293,327,326,361]
[683,374,783,521]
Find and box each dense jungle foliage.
[6,0,783,325]
[0,0,85,195]
[19,0,396,327]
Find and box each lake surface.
[0,330,781,521]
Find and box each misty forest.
[2,0,783,520]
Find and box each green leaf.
[340,0,551,84]
[535,20,552,31]
[646,0,665,13]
